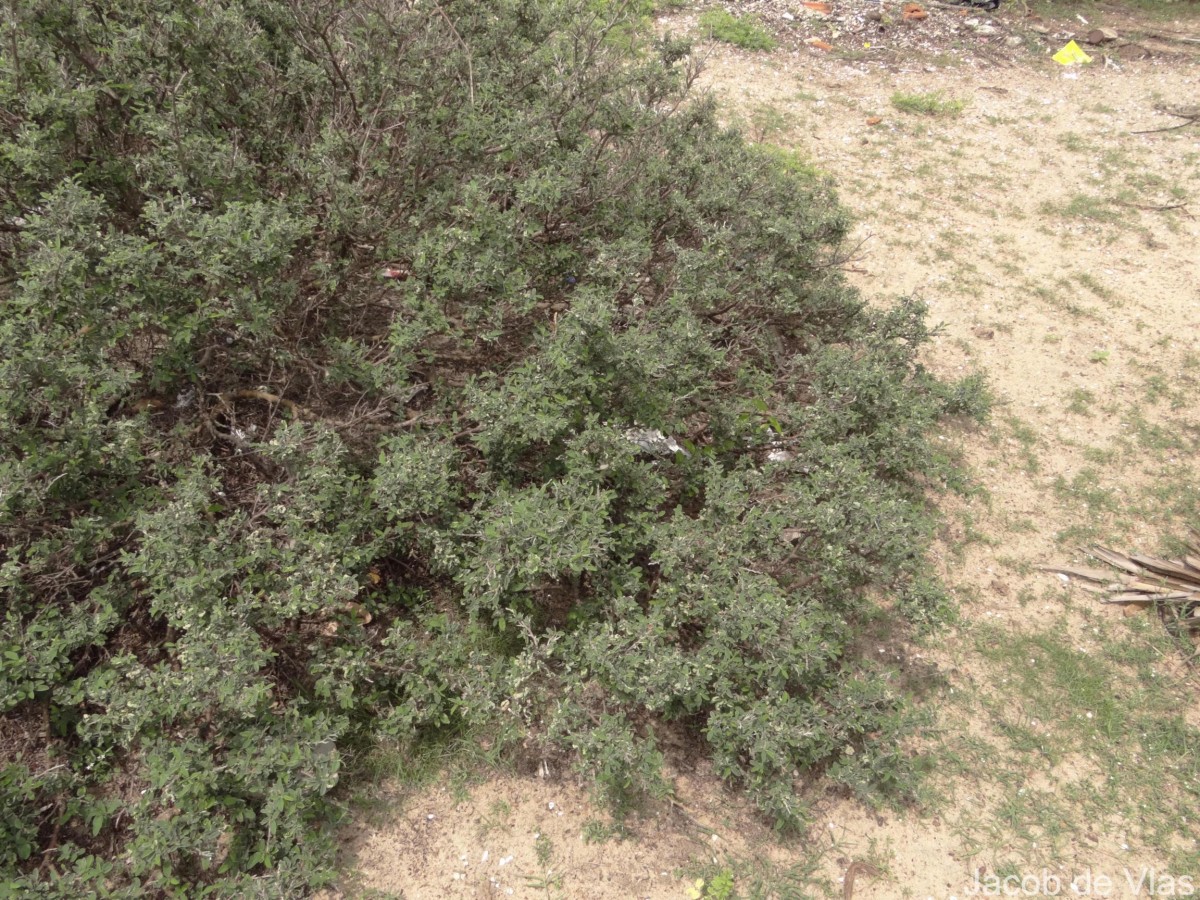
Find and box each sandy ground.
[332,7,1200,899]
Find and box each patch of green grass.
[954,617,1200,868]
[1082,445,1118,466]
[346,728,516,820]
[1003,415,1041,474]
[581,818,629,843]
[1057,131,1091,153]
[698,9,777,50]
[1140,372,1173,406]
[477,798,513,840]
[752,143,821,180]
[1065,388,1095,415]
[950,511,998,561]
[1055,521,1108,546]
[1126,411,1200,454]
[1043,192,1121,224]
[747,103,793,142]
[1073,271,1114,301]
[982,630,1126,744]
[890,91,965,117]
[1027,280,1102,321]
[1052,467,1119,514]
[690,848,833,899]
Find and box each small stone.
[1030,23,1050,34]
[1005,35,1022,47]
[1086,26,1119,44]
[973,327,994,340]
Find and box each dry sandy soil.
[330,5,1200,898]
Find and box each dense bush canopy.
[0,0,985,894]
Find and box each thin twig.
[7,0,21,95]
[433,4,475,106]
[1116,200,1192,218]
[316,21,361,123]
[1117,201,1187,211]
[222,389,310,419]
[1144,31,1200,46]
[1132,119,1198,135]
[1132,107,1199,135]
[844,862,881,900]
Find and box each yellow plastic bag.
[1053,40,1092,65]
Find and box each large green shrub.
[0,0,985,894]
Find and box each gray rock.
[1086,27,1119,44]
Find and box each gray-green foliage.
[0,0,986,894]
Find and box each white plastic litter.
[624,428,688,457]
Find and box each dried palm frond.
[1041,530,1200,632]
